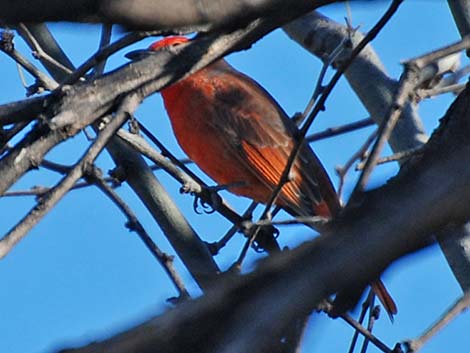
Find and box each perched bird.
[134,36,341,220]
[127,36,396,317]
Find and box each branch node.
[108,166,127,185]
[0,30,14,52]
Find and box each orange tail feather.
[371,280,397,321]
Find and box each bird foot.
[191,184,225,214]
[191,182,245,214]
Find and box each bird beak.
[125,49,152,61]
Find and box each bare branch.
[417,82,465,99]
[259,0,404,220]
[448,0,470,40]
[0,94,137,259]
[306,117,374,143]
[16,24,222,291]
[0,30,58,91]
[351,35,470,195]
[336,130,377,199]
[404,292,470,353]
[285,6,470,307]
[116,128,201,193]
[1,8,321,196]
[355,146,423,171]
[93,24,113,75]
[64,30,163,85]
[55,82,470,353]
[0,96,49,126]
[284,11,427,151]
[319,300,392,353]
[88,165,190,300]
[136,121,281,253]
[16,23,74,76]
[0,0,339,32]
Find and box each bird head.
[125,36,189,60]
[148,36,189,51]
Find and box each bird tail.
[371,280,397,320]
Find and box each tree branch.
[284,7,470,299]
[0,0,339,31]
[54,83,470,353]
[0,94,138,258]
[15,24,221,291]
[88,165,190,300]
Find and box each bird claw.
[192,185,223,214]
[193,194,216,214]
[191,182,245,215]
[251,225,280,253]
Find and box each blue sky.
[1,1,469,353]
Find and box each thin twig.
[87,165,190,300]
[63,30,162,85]
[350,72,414,195]
[137,121,207,187]
[340,314,392,353]
[306,117,374,143]
[254,215,327,228]
[2,160,195,198]
[352,35,470,197]
[137,121,280,253]
[259,0,404,222]
[355,146,423,171]
[138,123,268,222]
[2,186,50,197]
[116,128,201,194]
[207,201,259,255]
[0,121,29,148]
[360,298,379,353]
[348,290,375,353]
[16,23,74,75]
[410,35,470,69]
[0,30,58,90]
[298,35,350,125]
[417,82,465,99]
[233,231,259,269]
[40,159,72,174]
[404,292,470,353]
[93,24,113,76]
[336,130,377,200]
[319,300,393,353]
[0,94,138,259]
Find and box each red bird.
[147,36,340,220]
[129,36,396,317]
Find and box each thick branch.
[106,137,220,290]
[57,84,470,353]
[0,96,49,125]
[0,0,337,31]
[14,24,220,290]
[284,9,470,294]
[0,9,325,196]
[284,11,428,151]
[0,94,138,259]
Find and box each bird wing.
[208,65,337,217]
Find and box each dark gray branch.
[284,11,427,151]
[448,0,470,40]
[0,7,324,196]
[14,23,222,290]
[0,0,337,31]
[0,94,137,259]
[284,9,470,295]
[0,96,48,125]
[56,83,470,353]
[106,137,220,290]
